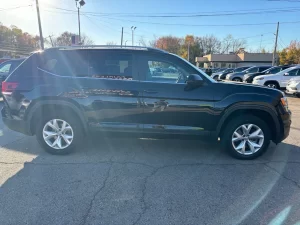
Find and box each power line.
[88,15,300,27]
[0,5,32,11]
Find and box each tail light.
[2,81,18,94]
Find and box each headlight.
[256,77,264,80]
[281,96,289,111]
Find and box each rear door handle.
[144,90,158,94]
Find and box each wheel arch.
[216,103,280,142]
[264,80,280,87]
[27,100,88,135]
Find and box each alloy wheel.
[267,83,277,89]
[42,119,74,149]
[231,124,264,155]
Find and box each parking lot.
[0,97,299,225]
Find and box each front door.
[281,69,300,87]
[137,53,215,135]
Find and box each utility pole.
[131,26,136,46]
[260,34,263,51]
[187,42,190,62]
[272,22,279,66]
[35,0,44,50]
[49,35,54,47]
[121,27,124,47]
[75,0,85,44]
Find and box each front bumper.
[1,107,32,136]
[277,111,291,143]
[252,80,264,86]
[286,86,298,95]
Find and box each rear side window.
[89,51,134,80]
[39,50,134,80]
[40,50,89,77]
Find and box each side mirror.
[284,72,289,76]
[184,74,204,91]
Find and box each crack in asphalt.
[81,162,113,225]
[2,160,300,167]
[264,163,300,189]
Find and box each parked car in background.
[286,77,300,97]
[253,66,300,89]
[211,68,233,80]
[0,58,25,89]
[226,66,272,82]
[243,65,292,83]
[1,46,291,159]
[219,66,250,80]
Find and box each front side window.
[145,58,189,83]
[287,69,299,76]
[0,62,12,73]
[259,67,270,72]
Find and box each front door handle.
[144,90,158,94]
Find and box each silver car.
[226,66,271,82]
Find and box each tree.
[154,35,183,54]
[279,40,300,65]
[106,41,117,45]
[220,35,247,54]
[52,32,94,46]
[0,23,39,57]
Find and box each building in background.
[196,48,276,68]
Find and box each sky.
[0,0,300,51]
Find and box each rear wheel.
[36,113,83,155]
[221,115,270,159]
[265,82,279,89]
[232,77,242,82]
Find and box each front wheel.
[265,82,279,89]
[232,77,242,82]
[36,113,83,155]
[221,115,270,159]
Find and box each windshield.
[234,67,249,72]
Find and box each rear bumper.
[286,87,298,95]
[1,107,32,136]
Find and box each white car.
[253,66,300,89]
[286,77,300,97]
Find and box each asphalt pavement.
[1,97,300,225]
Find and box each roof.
[44,45,168,53]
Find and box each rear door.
[39,49,143,133]
[137,52,215,135]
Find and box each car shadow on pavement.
[2,133,300,225]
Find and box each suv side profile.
[243,65,292,83]
[2,46,291,159]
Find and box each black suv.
[1,46,291,159]
[243,65,292,83]
[218,66,250,80]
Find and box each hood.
[214,80,283,100]
[254,73,281,80]
[246,72,263,77]
[227,71,246,77]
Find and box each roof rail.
[46,45,168,53]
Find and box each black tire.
[265,82,279,89]
[232,77,242,82]
[213,75,219,80]
[35,111,83,155]
[221,115,271,160]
